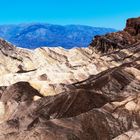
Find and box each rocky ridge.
[0,17,139,139]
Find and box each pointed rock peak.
[0,38,15,51]
[124,16,140,37]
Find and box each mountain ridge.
[0,23,116,49]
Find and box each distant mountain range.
[0,23,116,49]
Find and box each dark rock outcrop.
[0,86,6,98]
[90,17,140,53]
[124,17,140,37]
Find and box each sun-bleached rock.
[0,38,139,96]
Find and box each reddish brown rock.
[124,17,140,37]
[90,17,140,53]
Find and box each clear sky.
[0,0,140,29]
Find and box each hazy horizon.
[0,0,140,30]
[0,22,117,30]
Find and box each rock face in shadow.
[0,17,139,140]
[124,17,140,37]
[89,17,140,53]
[89,31,136,53]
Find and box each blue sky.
[0,0,140,29]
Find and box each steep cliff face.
[124,17,140,37]
[0,17,139,140]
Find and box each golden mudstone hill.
[0,17,139,140]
